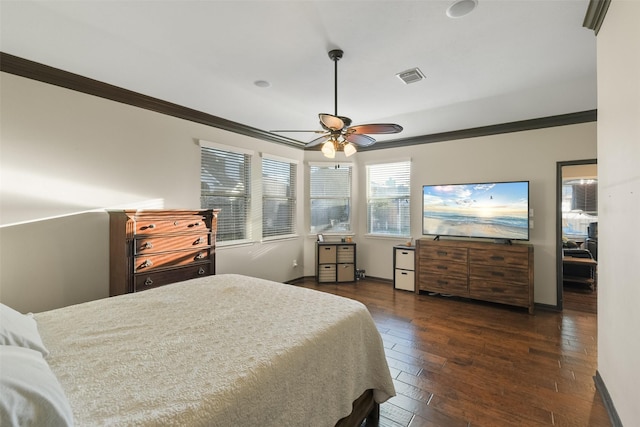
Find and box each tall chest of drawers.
[416,239,534,313]
[109,209,219,296]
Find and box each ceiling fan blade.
[270,129,326,133]
[348,123,403,135]
[319,114,345,131]
[345,133,376,147]
[306,134,331,148]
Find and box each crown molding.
[583,0,611,35]
[358,110,597,152]
[2,52,596,152]
[0,52,304,149]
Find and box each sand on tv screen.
[422,181,530,241]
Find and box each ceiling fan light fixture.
[343,142,357,157]
[321,140,336,158]
[272,49,402,154]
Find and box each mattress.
[34,274,395,426]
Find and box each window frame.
[365,159,411,238]
[199,140,253,246]
[261,153,298,241]
[308,162,353,235]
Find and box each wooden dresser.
[109,209,219,296]
[416,239,534,313]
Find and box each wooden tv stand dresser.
[416,239,534,314]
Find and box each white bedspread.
[35,274,395,427]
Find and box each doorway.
[556,159,598,312]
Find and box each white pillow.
[0,346,74,427]
[0,303,49,356]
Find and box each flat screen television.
[422,181,530,241]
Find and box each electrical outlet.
[292,259,298,268]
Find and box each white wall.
[0,72,305,313]
[596,1,640,424]
[304,123,597,306]
[1,70,597,314]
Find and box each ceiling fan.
[271,49,403,158]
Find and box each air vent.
[396,68,425,84]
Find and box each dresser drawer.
[395,269,415,291]
[469,265,528,286]
[468,248,528,268]
[395,248,415,270]
[135,233,210,254]
[419,246,467,263]
[134,263,211,292]
[337,263,355,282]
[469,279,529,307]
[336,245,355,263]
[318,245,337,263]
[134,249,210,273]
[418,275,468,294]
[318,264,336,282]
[134,217,209,235]
[419,259,468,278]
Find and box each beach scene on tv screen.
[423,182,529,240]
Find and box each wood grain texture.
[292,277,609,427]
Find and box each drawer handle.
[401,272,408,276]
[491,271,505,277]
[144,277,153,286]
[139,260,153,268]
[142,242,153,250]
[401,251,409,255]
[198,267,206,275]
[437,279,449,285]
[173,221,179,226]
[437,265,448,270]
[324,247,331,251]
[195,252,206,260]
[147,224,156,229]
[491,256,505,261]
[188,222,202,228]
[437,251,448,256]
[194,237,204,245]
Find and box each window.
[309,164,352,233]
[262,156,297,239]
[561,178,598,238]
[200,145,251,243]
[366,160,411,236]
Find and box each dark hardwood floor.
[292,278,610,427]
[563,282,598,314]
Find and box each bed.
[1,274,395,426]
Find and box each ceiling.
[0,0,597,148]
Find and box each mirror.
[557,160,598,312]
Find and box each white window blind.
[367,160,411,236]
[200,146,251,243]
[309,164,352,233]
[570,182,598,213]
[262,157,297,238]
